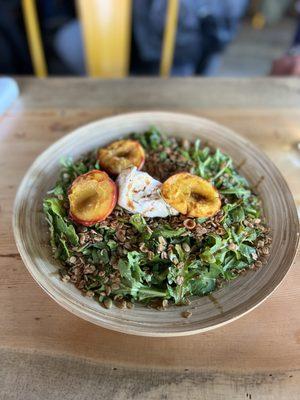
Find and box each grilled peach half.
[68,170,117,226]
[98,139,145,175]
[161,172,221,218]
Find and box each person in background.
[0,0,76,74]
[131,0,249,75]
[38,0,82,74]
[132,0,248,75]
[54,0,249,76]
[0,0,247,76]
[0,0,31,74]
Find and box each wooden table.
[1,78,299,400]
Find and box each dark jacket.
[132,0,248,75]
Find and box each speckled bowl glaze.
[13,112,299,336]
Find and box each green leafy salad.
[43,128,271,312]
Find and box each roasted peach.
[68,170,117,226]
[161,172,221,218]
[98,140,145,175]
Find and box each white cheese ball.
[116,167,179,218]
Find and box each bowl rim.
[13,111,300,337]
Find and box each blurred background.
[1,0,300,78]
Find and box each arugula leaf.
[118,259,134,283]
[43,198,65,218]
[175,244,186,262]
[145,127,162,150]
[159,151,168,161]
[57,238,70,260]
[99,249,109,264]
[115,282,167,301]
[44,212,57,251]
[189,264,224,296]
[48,184,64,196]
[190,275,216,295]
[127,251,146,281]
[167,284,190,304]
[197,217,209,224]
[54,215,78,246]
[91,248,101,264]
[220,187,251,198]
[230,206,245,223]
[118,252,145,283]
[153,226,186,238]
[130,214,147,232]
[107,240,118,250]
[129,214,152,240]
[223,254,236,271]
[238,243,256,263]
[43,197,79,254]
[60,156,88,177]
[117,252,167,301]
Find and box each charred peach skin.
[98,140,145,175]
[161,172,221,218]
[68,170,117,226]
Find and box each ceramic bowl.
[13,112,299,336]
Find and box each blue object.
[0,77,19,115]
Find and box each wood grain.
[1,348,300,400]
[1,78,300,395]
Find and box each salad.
[43,128,271,314]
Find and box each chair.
[22,0,179,77]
